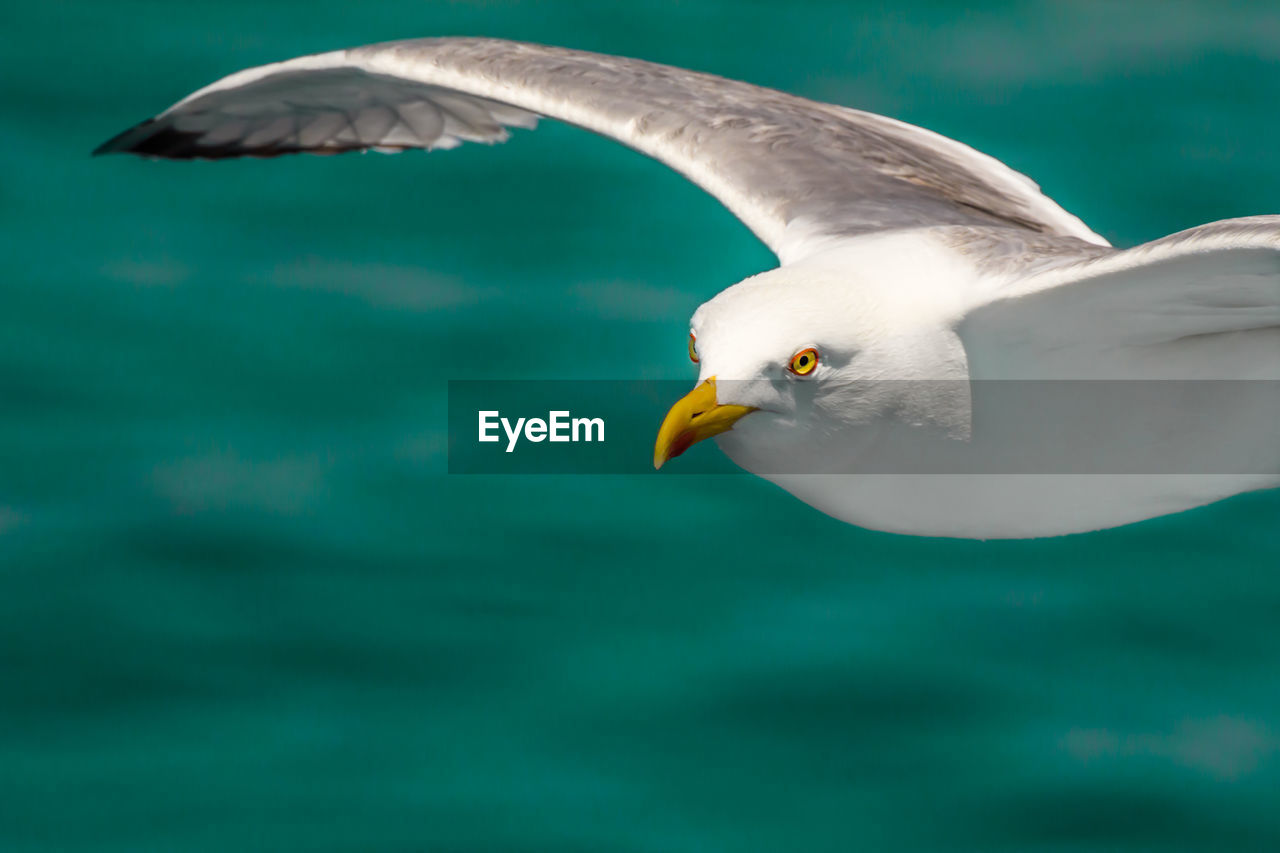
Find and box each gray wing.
[95,37,1107,264]
[957,216,1280,379]
[952,218,1280,494]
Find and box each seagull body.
[98,38,1280,537]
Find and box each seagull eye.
[688,333,699,364]
[788,347,819,376]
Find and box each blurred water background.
[2,1,1279,850]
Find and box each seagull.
[96,38,1279,538]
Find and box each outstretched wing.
[95,37,1106,264]
[958,216,1280,379]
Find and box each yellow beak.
[653,377,757,469]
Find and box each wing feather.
[958,217,1280,379]
[95,37,1106,263]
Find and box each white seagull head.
[655,242,974,472]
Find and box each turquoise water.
[3,1,1280,849]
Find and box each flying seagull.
[97,38,1279,538]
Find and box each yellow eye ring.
[688,333,699,364]
[788,347,819,376]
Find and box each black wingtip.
[92,118,158,157]
[92,115,373,161]
[92,118,234,160]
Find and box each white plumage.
[98,38,1279,537]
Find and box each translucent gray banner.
[447,380,1279,475]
